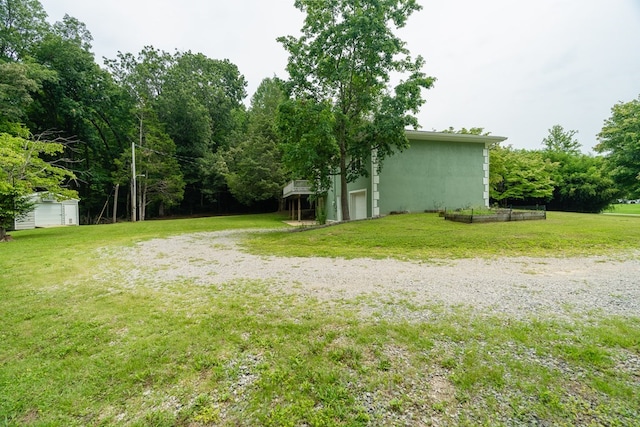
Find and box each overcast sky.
[39,0,640,152]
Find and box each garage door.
[35,202,62,227]
[350,190,367,220]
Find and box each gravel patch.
[111,229,640,319]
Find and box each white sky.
[38,0,640,152]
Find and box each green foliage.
[0,61,53,123]
[544,151,618,213]
[542,124,581,154]
[490,144,557,204]
[488,126,617,213]
[441,126,490,136]
[221,135,286,206]
[105,47,192,183]
[0,0,50,61]
[536,126,618,212]
[278,0,435,220]
[0,131,77,239]
[220,77,288,206]
[106,47,248,211]
[277,98,338,193]
[29,19,133,219]
[166,52,247,144]
[51,13,93,52]
[134,109,185,217]
[1,1,260,220]
[596,95,640,198]
[105,46,173,103]
[159,52,247,203]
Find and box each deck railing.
[283,180,312,198]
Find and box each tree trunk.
[340,170,349,221]
[0,226,8,242]
[339,143,350,221]
[112,184,119,223]
[140,182,147,221]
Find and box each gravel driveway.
[118,229,640,319]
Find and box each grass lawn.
[606,203,640,215]
[1,212,639,426]
[245,211,640,260]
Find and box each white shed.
[14,193,80,230]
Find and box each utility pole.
[132,109,144,222]
[131,139,137,222]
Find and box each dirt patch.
[428,376,456,404]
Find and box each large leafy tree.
[541,125,617,212]
[29,15,132,220]
[278,0,435,220]
[0,62,36,120]
[544,152,617,213]
[105,46,175,219]
[0,4,79,237]
[219,77,289,206]
[0,0,49,61]
[277,98,339,193]
[113,108,184,220]
[137,129,185,219]
[107,48,248,213]
[0,61,54,124]
[0,128,77,241]
[105,46,172,107]
[542,124,581,154]
[163,52,246,147]
[159,52,247,210]
[596,95,640,198]
[490,145,557,206]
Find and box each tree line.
[1,0,639,239]
[490,124,620,213]
[0,0,291,229]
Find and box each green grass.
[1,213,639,426]
[606,203,640,215]
[2,213,286,289]
[245,211,640,260]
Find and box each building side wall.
[14,210,36,230]
[378,139,486,214]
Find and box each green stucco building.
[325,130,507,221]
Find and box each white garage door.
[35,202,63,227]
[350,190,367,220]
